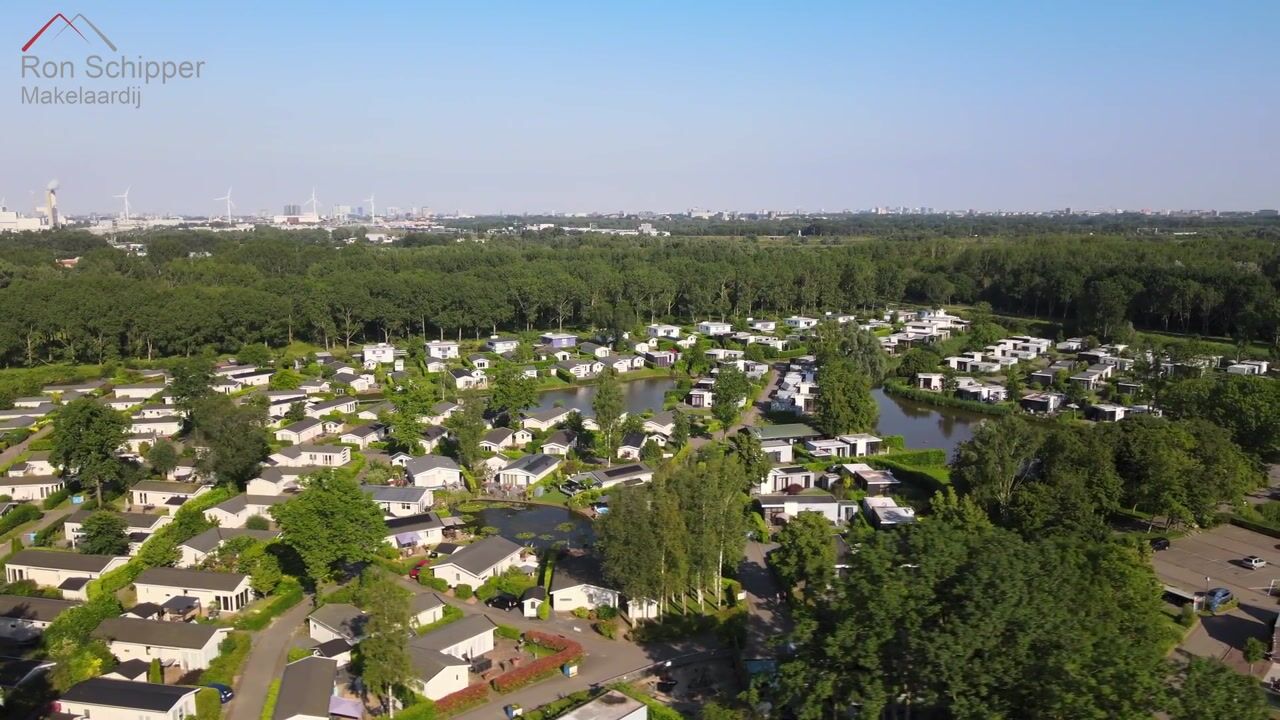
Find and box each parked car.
[1150,538,1171,551]
[204,683,234,703]
[1245,555,1267,570]
[486,593,520,611]
[1204,587,1234,611]
[409,558,431,580]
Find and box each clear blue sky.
[2,0,1276,216]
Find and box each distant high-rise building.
[283,204,301,216]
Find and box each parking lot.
[1151,524,1279,673]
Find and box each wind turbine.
[365,193,376,223]
[213,188,234,224]
[113,187,131,222]
[305,187,320,219]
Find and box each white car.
[1245,555,1267,570]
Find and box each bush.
[287,647,315,662]
[41,488,69,510]
[420,574,449,591]
[522,690,593,720]
[397,702,439,720]
[454,583,473,599]
[199,632,252,686]
[612,684,687,720]
[595,619,618,639]
[491,631,583,693]
[435,683,489,717]
[148,658,163,683]
[537,599,550,620]
[415,605,464,635]
[496,624,521,640]
[571,607,590,619]
[259,680,281,720]
[475,582,497,602]
[234,576,304,631]
[245,514,271,531]
[195,687,222,720]
[0,503,41,534]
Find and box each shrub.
[245,514,271,531]
[259,680,281,720]
[287,647,315,662]
[595,619,618,639]
[195,687,222,720]
[435,683,489,717]
[522,690,593,720]
[148,658,163,683]
[41,488,69,509]
[475,582,497,602]
[491,631,583,693]
[496,624,521,640]
[454,583,473,599]
[537,599,550,620]
[235,576,304,631]
[199,632,252,686]
[596,605,618,621]
[397,701,439,720]
[571,607,590,619]
[421,574,449,591]
[0,503,41,534]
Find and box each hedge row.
[435,683,490,717]
[198,631,252,686]
[41,488,70,510]
[234,575,304,631]
[0,503,41,535]
[867,458,951,494]
[1224,513,1280,540]
[491,631,583,693]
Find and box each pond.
[459,502,596,551]
[531,377,678,416]
[872,387,985,459]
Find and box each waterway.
[872,387,984,459]
[461,502,596,551]
[530,377,678,415]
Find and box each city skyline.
[3,1,1277,215]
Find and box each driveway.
[225,596,314,720]
[1151,524,1279,674]
[397,577,706,720]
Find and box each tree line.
[0,222,1277,369]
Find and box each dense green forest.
[0,219,1276,368]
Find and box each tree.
[145,439,179,479]
[284,401,307,423]
[170,356,213,414]
[444,398,487,470]
[776,496,1171,720]
[951,416,1042,523]
[1161,374,1280,457]
[1244,636,1266,675]
[355,568,412,713]
[1171,658,1268,720]
[245,514,271,531]
[191,395,270,488]
[236,342,272,367]
[812,359,877,436]
[78,511,128,555]
[811,323,890,383]
[671,410,691,448]
[592,369,624,464]
[711,367,751,436]
[490,362,537,417]
[771,511,835,601]
[384,408,423,455]
[894,347,941,378]
[729,431,769,494]
[270,471,387,584]
[640,439,663,464]
[51,398,127,505]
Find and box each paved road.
[0,426,76,545]
[739,541,791,662]
[0,424,50,468]
[225,596,315,720]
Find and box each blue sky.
[1,0,1276,216]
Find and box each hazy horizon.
[2,1,1277,216]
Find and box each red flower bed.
[436,683,490,717]
[491,632,585,693]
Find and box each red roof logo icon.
[22,13,117,52]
